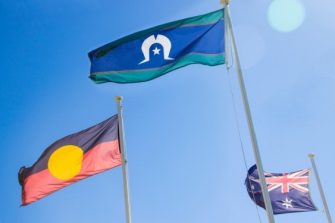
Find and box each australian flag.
[245,164,317,214]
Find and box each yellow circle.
[48,145,84,180]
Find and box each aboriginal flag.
[18,115,122,206]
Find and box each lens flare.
[268,0,305,32]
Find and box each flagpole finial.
[308,153,315,158]
[220,0,230,6]
[115,96,123,102]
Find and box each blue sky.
[1,0,335,222]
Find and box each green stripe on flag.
[93,9,224,58]
[90,53,225,84]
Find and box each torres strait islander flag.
[88,9,225,84]
[18,115,122,206]
[245,165,317,214]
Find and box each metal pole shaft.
[115,96,132,223]
[308,154,333,223]
[225,5,275,223]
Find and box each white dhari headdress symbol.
[139,34,174,65]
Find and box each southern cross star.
[282,197,293,209]
[152,47,161,55]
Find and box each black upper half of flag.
[19,115,119,184]
[245,164,317,215]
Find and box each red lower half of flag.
[21,140,122,206]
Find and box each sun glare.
[268,0,305,32]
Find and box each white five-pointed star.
[152,47,161,55]
[282,197,293,209]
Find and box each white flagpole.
[115,96,132,223]
[222,1,275,222]
[308,154,333,223]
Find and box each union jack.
[264,169,310,193]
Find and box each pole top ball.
[221,0,230,6]
[115,96,123,102]
[308,153,315,158]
